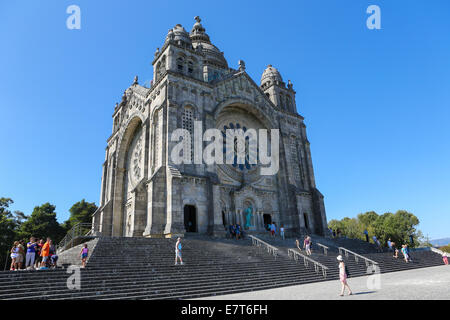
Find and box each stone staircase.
[0,236,326,300]
[0,235,443,300]
[256,233,445,279]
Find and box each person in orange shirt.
[40,237,51,268]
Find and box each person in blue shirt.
[364,229,369,242]
[26,237,37,270]
[228,225,235,239]
[387,238,393,252]
[235,224,241,240]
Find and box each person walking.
[337,255,352,296]
[364,229,369,242]
[175,237,184,265]
[392,242,399,259]
[387,238,393,252]
[295,239,302,252]
[25,237,37,270]
[442,253,448,265]
[270,222,276,238]
[401,244,410,263]
[280,225,285,240]
[405,244,412,262]
[304,236,312,256]
[80,243,88,268]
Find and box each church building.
[92,17,328,238]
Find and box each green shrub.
[439,245,450,253]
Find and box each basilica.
[92,17,328,238]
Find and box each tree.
[63,199,97,231]
[357,211,378,231]
[329,209,422,248]
[0,198,23,269]
[19,203,65,244]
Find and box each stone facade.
[92,17,328,238]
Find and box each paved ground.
[196,265,450,300]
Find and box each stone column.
[111,167,125,237]
[210,184,226,236]
[257,212,262,231]
[164,173,184,238]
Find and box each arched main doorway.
[184,205,197,232]
[263,214,272,230]
[222,210,226,227]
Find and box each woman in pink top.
[80,244,88,268]
[337,255,352,296]
[303,236,312,256]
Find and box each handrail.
[57,223,95,252]
[316,243,329,255]
[249,235,279,259]
[338,247,379,267]
[430,247,449,257]
[288,248,329,278]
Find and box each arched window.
[182,106,194,163]
[153,110,163,168]
[287,95,292,111]
[187,60,194,75]
[177,57,184,72]
[290,136,301,187]
[156,56,166,82]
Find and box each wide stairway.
[0,236,326,300]
[0,235,443,300]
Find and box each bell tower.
[260,65,297,113]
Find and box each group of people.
[265,222,286,240]
[9,237,58,271]
[295,235,313,255]
[228,224,244,239]
[383,237,414,263]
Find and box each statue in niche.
[244,205,253,229]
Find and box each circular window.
[221,122,258,172]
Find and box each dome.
[261,65,283,85]
[189,16,228,68]
[165,24,191,45]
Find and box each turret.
[260,65,297,113]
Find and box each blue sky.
[1,0,449,239]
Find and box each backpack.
[345,265,351,278]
